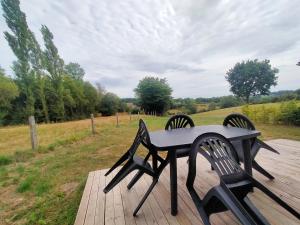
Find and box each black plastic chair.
[103,119,168,216]
[186,133,300,225]
[223,113,279,179]
[165,114,195,158]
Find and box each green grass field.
[0,106,299,225]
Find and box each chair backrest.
[187,133,244,188]
[165,114,195,130]
[128,119,152,156]
[223,113,257,153]
[223,113,255,130]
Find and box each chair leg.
[251,177,300,219]
[241,196,271,225]
[187,187,211,225]
[252,160,274,180]
[127,170,144,190]
[204,186,257,225]
[104,162,135,193]
[105,152,129,176]
[133,178,158,216]
[203,188,229,217]
[257,139,279,154]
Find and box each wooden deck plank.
[119,174,137,225]
[143,175,181,225]
[84,171,100,225]
[122,173,148,225]
[74,171,95,225]
[105,169,116,225]
[113,184,126,225]
[134,173,169,225]
[269,139,300,148]
[132,173,160,225]
[75,139,300,225]
[94,169,107,225]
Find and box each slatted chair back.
[187,133,243,187]
[223,113,259,159]
[223,113,255,130]
[128,119,152,156]
[104,119,155,177]
[165,114,195,130]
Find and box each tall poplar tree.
[29,31,50,122]
[1,0,36,118]
[41,25,65,120]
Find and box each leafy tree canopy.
[226,59,278,102]
[65,62,85,80]
[0,67,19,124]
[83,81,99,114]
[134,76,172,114]
[0,67,19,108]
[100,93,120,116]
[41,25,64,79]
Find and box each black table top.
[149,125,261,151]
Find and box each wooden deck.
[74,139,300,225]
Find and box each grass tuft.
[17,176,34,193]
[14,151,34,162]
[0,167,8,180]
[16,165,25,174]
[0,155,12,166]
[35,180,51,196]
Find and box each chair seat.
[133,156,153,171]
[176,147,191,158]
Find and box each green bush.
[278,101,300,125]
[219,96,241,109]
[208,102,217,111]
[182,99,197,115]
[242,101,300,126]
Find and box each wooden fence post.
[91,114,96,134]
[116,112,119,127]
[28,116,38,150]
[129,112,132,121]
[138,111,140,120]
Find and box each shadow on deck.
[75,139,300,225]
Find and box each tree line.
[0,0,125,125]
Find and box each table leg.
[242,139,253,176]
[169,151,178,216]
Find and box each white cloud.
[0,0,299,97]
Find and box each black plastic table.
[149,125,261,216]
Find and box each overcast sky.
[0,0,299,98]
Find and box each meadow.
[0,105,300,225]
